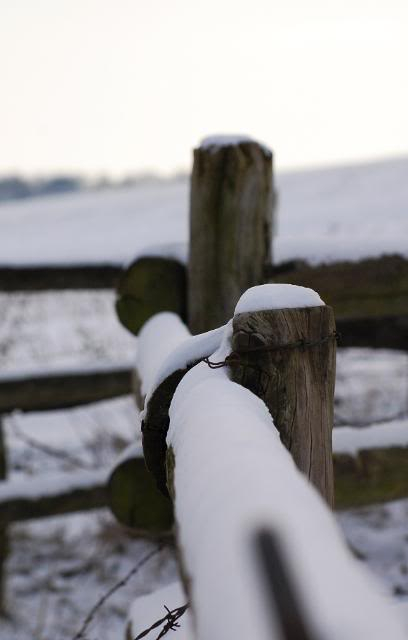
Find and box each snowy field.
[0,290,407,638]
[0,290,136,374]
[0,157,407,268]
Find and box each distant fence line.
[0,264,122,290]
[0,365,132,413]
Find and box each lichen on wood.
[107,456,173,533]
[334,446,408,509]
[116,256,187,335]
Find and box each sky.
[1,0,407,177]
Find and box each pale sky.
[1,0,407,176]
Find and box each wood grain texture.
[188,141,275,333]
[231,306,336,506]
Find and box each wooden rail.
[0,469,107,525]
[0,264,123,291]
[115,255,408,349]
[0,365,132,412]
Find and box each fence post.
[230,301,336,506]
[188,137,275,334]
[0,416,7,614]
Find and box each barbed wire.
[72,544,163,640]
[134,603,189,640]
[204,331,340,369]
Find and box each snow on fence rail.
[108,308,408,530]
[114,283,405,639]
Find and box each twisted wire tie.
[203,331,340,369]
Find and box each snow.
[128,581,193,640]
[333,420,408,456]
[0,361,131,382]
[167,326,406,640]
[0,290,136,374]
[335,348,408,426]
[0,180,188,266]
[2,341,408,638]
[338,498,408,600]
[200,134,272,156]
[2,514,178,640]
[142,284,324,409]
[4,395,139,479]
[235,283,324,314]
[0,393,178,640]
[1,187,408,639]
[137,312,190,396]
[0,468,106,502]
[110,442,143,471]
[0,157,407,267]
[142,323,224,409]
[395,600,408,633]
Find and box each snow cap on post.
[200,134,272,156]
[235,283,324,314]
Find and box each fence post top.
[234,284,325,316]
[198,135,272,157]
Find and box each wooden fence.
[0,364,132,611]
[0,137,407,626]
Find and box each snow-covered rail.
[111,282,406,638]
[161,286,406,639]
[167,356,406,639]
[108,307,408,538]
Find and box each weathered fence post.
[0,416,8,614]
[230,292,336,506]
[188,136,275,334]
